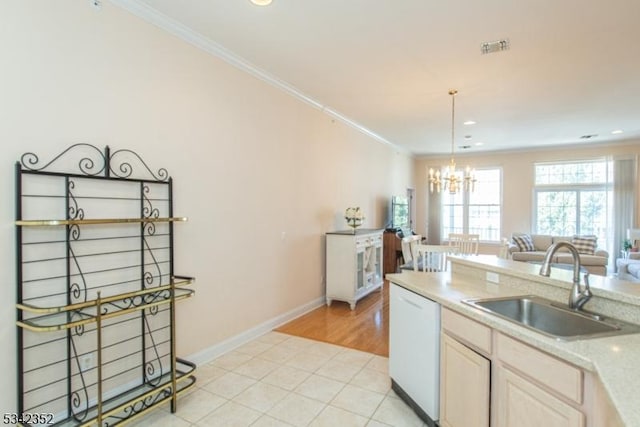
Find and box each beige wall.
[415,142,640,253]
[0,2,414,413]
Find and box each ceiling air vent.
[580,134,598,139]
[481,39,510,55]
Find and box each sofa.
[617,255,640,282]
[508,233,609,276]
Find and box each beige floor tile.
[330,384,386,418]
[305,341,345,358]
[196,362,229,385]
[310,405,369,427]
[257,344,299,364]
[210,351,254,370]
[279,335,317,351]
[202,371,257,399]
[195,401,261,427]
[294,374,346,403]
[267,393,325,426]
[257,331,292,345]
[235,340,274,356]
[365,355,389,374]
[371,395,424,427]
[131,334,403,427]
[233,357,280,380]
[232,381,290,413]
[262,365,311,391]
[251,415,296,426]
[284,351,332,372]
[349,368,391,394]
[315,358,364,383]
[172,388,227,423]
[332,348,374,368]
[130,408,192,427]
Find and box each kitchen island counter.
[387,255,640,427]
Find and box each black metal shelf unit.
[15,144,196,426]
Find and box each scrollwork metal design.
[69,337,90,422]
[20,143,106,176]
[69,247,88,305]
[101,388,172,426]
[110,149,169,182]
[98,289,171,315]
[142,185,161,219]
[143,314,164,387]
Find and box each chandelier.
[428,90,476,194]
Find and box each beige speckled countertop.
[386,256,640,427]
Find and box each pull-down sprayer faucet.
[539,241,592,310]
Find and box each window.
[391,195,409,229]
[533,161,612,246]
[441,168,502,241]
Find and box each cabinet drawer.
[496,333,582,404]
[496,366,585,427]
[441,308,492,355]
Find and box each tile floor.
[133,331,427,427]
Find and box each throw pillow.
[572,235,597,255]
[512,234,535,252]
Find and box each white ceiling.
[123,0,640,156]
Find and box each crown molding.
[109,0,410,154]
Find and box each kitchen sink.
[462,295,640,341]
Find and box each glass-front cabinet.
[326,229,384,310]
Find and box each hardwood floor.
[276,281,389,357]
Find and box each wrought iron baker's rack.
[15,144,196,426]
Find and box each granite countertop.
[386,258,640,427]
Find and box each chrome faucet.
[539,241,592,310]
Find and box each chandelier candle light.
[345,207,364,232]
[429,90,477,194]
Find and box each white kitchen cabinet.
[326,229,383,309]
[494,333,585,427]
[440,334,490,427]
[496,367,584,427]
[440,309,491,427]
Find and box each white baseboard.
[187,296,325,366]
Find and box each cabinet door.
[440,333,490,427]
[355,249,365,290]
[496,367,584,427]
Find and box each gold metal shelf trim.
[15,216,188,226]
[99,361,196,426]
[23,360,196,427]
[17,276,194,314]
[17,286,195,332]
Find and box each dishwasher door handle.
[398,296,424,310]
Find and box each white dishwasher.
[389,282,440,426]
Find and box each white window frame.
[532,159,612,246]
[440,167,502,242]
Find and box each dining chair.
[400,235,422,267]
[413,244,455,272]
[448,233,480,255]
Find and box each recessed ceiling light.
[612,129,624,134]
[463,120,476,125]
[250,0,272,5]
[475,142,484,146]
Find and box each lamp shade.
[628,229,640,246]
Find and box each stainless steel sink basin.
[462,295,640,341]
